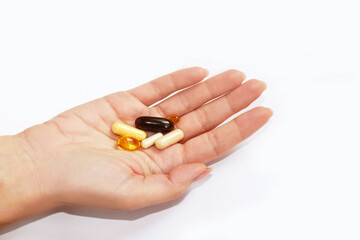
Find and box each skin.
[0,67,272,226]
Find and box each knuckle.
[196,107,211,132]
[207,131,221,156]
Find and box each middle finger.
[152,69,245,116]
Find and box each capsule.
[117,136,140,151]
[135,116,174,133]
[166,114,180,124]
[155,129,184,150]
[112,122,146,141]
[141,133,163,149]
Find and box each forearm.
[0,135,53,226]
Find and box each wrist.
[0,134,56,226]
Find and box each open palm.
[20,67,271,210]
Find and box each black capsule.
[135,116,174,133]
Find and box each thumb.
[169,163,212,185]
[131,163,212,210]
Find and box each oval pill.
[135,116,174,133]
[166,114,180,124]
[141,132,164,149]
[112,122,147,141]
[155,129,184,150]
[117,136,140,151]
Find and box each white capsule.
[141,133,164,149]
[155,129,184,150]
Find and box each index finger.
[128,67,209,106]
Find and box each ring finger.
[178,79,267,141]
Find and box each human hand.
[0,67,272,225]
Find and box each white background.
[1,0,359,239]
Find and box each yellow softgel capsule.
[112,122,146,141]
[166,115,180,124]
[117,136,140,151]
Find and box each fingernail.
[193,167,212,182]
[260,80,267,90]
[268,108,274,117]
[203,68,209,77]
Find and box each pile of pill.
[111,115,183,151]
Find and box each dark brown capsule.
[135,116,174,133]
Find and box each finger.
[183,107,273,164]
[128,67,209,106]
[179,79,266,141]
[124,163,211,210]
[153,69,246,116]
